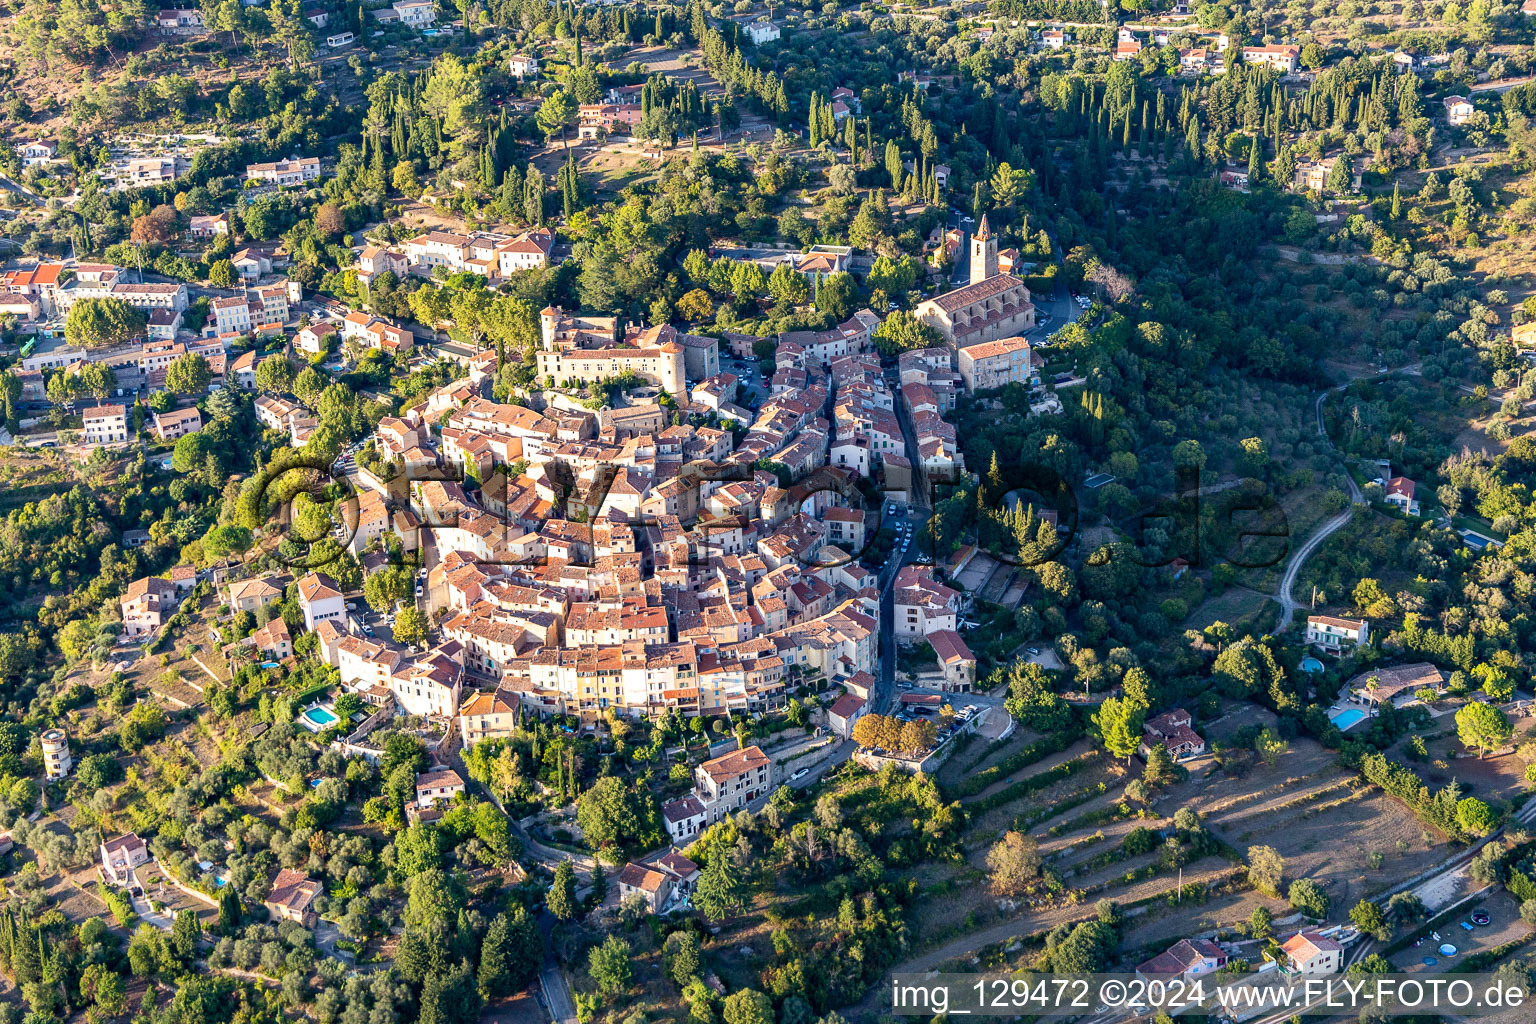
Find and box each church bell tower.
[970,214,998,285]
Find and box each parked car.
[791,767,811,780]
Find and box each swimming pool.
[1330,707,1368,731]
[1300,657,1325,673]
[300,706,339,731]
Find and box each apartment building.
[82,404,129,445]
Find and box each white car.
[791,767,811,780]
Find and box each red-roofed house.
[694,745,772,823]
[415,767,465,809]
[616,862,672,913]
[826,692,868,739]
[1280,930,1341,974]
[1139,709,1205,760]
[1384,476,1419,516]
[927,629,976,691]
[100,832,150,886]
[1135,938,1228,980]
[264,868,321,928]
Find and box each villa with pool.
[1327,663,1446,730]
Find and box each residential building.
[227,576,282,613]
[121,576,180,637]
[341,311,414,353]
[1304,614,1368,651]
[1241,44,1300,73]
[661,794,708,844]
[415,767,465,809]
[1384,476,1419,516]
[577,104,644,139]
[156,8,205,33]
[228,350,257,390]
[295,323,338,357]
[326,31,354,47]
[146,308,183,340]
[1280,930,1341,975]
[1136,938,1229,980]
[100,833,151,886]
[296,571,346,631]
[244,156,322,185]
[252,617,293,660]
[957,335,1037,391]
[153,407,203,440]
[231,249,272,281]
[508,53,539,77]
[826,692,867,739]
[392,0,436,27]
[17,140,57,167]
[2,262,66,316]
[892,566,960,638]
[82,404,129,445]
[745,18,779,44]
[927,629,976,691]
[1347,663,1444,709]
[1139,709,1205,760]
[1444,96,1475,125]
[264,869,321,928]
[694,745,773,823]
[1041,28,1068,48]
[356,245,409,286]
[617,862,672,913]
[459,690,518,745]
[111,155,186,190]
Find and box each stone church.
[914,215,1036,348]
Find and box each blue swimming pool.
[1330,707,1368,731]
[1300,657,1325,673]
[300,706,339,731]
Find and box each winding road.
[1267,365,1421,636]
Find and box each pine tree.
[547,860,579,921]
[1390,181,1401,220]
[11,921,40,986]
[217,884,241,934]
[694,853,744,921]
[884,139,902,190]
[587,862,608,908]
[525,167,545,226]
[1247,135,1262,182]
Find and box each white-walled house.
[1305,614,1368,651]
[296,571,346,631]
